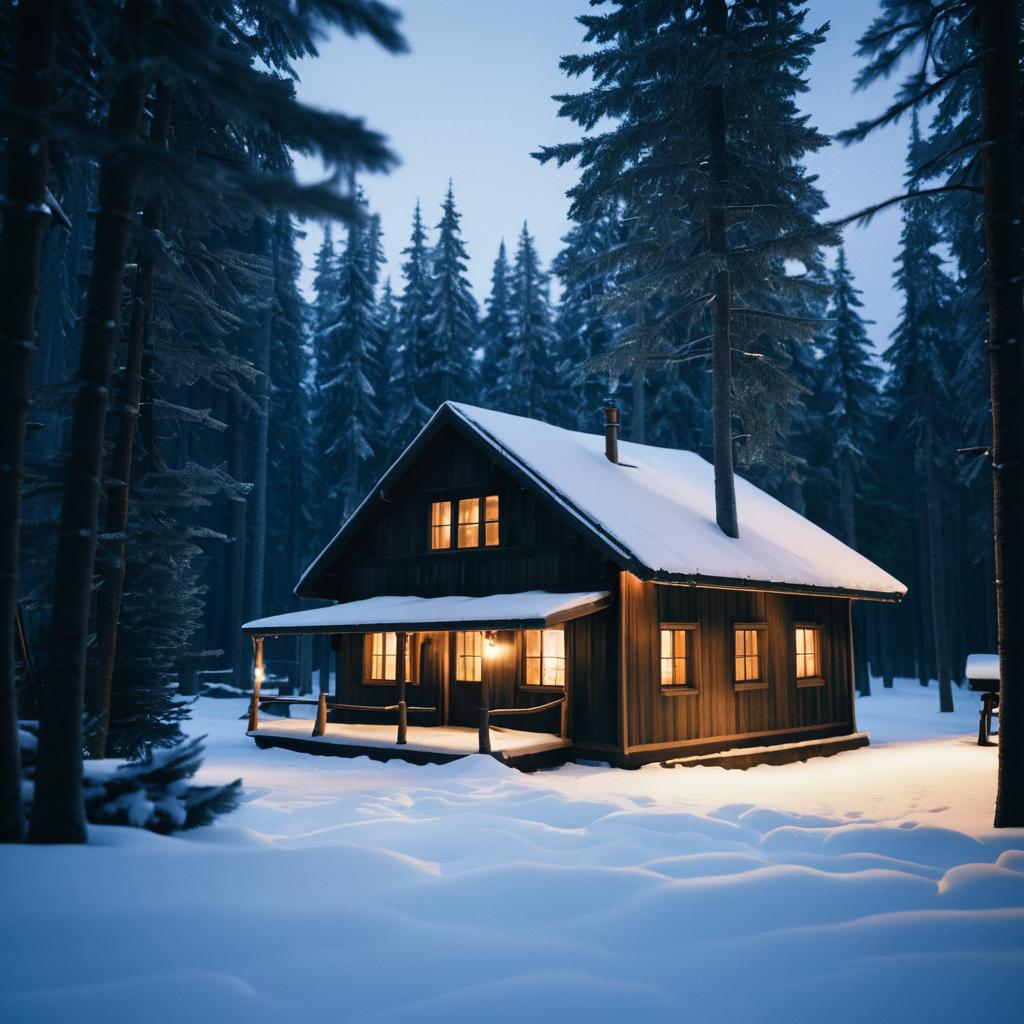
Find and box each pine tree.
[492,224,559,419]
[819,246,882,549]
[319,205,381,520]
[538,0,837,537]
[841,0,1024,826]
[551,209,622,432]
[0,0,62,842]
[421,184,478,411]
[884,120,960,713]
[481,242,514,405]
[383,205,432,463]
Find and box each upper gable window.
[430,501,452,550]
[431,495,499,550]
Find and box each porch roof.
[241,589,611,637]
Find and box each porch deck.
[247,718,571,770]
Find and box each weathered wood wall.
[314,425,611,600]
[619,573,855,759]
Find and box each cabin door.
[447,631,483,728]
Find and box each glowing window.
[795,626,821,679]
[484,494,500,546]
[525,628,566,687]
[366,633,414,682]
[430,501,452,550]
[456,630,483,682]
[660,627,693,687]
[735,628,762,683]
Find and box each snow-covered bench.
[966,653,999,746]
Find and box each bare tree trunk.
[30,0,150,844]
[838,455,869,695]
[86,83,171,759]
[707,0,738,539]
[980,0,1024,827]
[631,370,646,444]
[913,487,933,686]
[227,393,250,689]
[0,0,61,843]
[925,418,954,712]
[246,218,273,626]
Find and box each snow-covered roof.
[297,402,906,600]
[243,590,611,636]
[965,653,999,681]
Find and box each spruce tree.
[493,224,559,419]
[384,205,432,461]
[422,184,478,411]
[481,242,514,405]
[551,209,622,431]
[538,0,837,537]
[884,121,960,713]
[819,246,882,549]
[319,204,381,520]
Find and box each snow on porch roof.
[447,403,906,599]
[242,590,611,637]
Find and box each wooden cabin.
[242,402,906,769]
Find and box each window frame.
[794,622,825,688]
[362,632,418,686]
[426,493,501,552]
[521,626,568,692]
[733,622,769,691]
[658,622,700,696]
[454,630,484,683]
[429,500,453,551]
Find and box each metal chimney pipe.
[604,399,619,464]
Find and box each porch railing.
[250,693,435,745]
[480,694,568,754]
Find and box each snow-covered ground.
[2,680,1022,1023]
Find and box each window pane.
[660,630,671,659]
[526,657,540,685]
[661,658,673,686]
[457,631,482,681]
[431,501,451,550]
[526,630,541,658]
[543,629,563,658]
[458,498,480,547]
[735,655,746,682]
[484,495,499,546]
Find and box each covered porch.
[241,589,609,769]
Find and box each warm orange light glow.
[254,665,265,684]
[483,630,498,658]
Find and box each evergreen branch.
[829,184,983,228]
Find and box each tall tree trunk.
[925,417,954,712]
[246,219,273,626]
[913,486,933,686]
[631,370,646,444]
[707,0,738,539]
[0,0,60,843]
[86,84,171,760]
[838,455,869,695]
[30,0,150,844]
[981,0,1024,827]
[227,393,250,689]
[879,606,895,688]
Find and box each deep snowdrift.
[2,682,1021,1023]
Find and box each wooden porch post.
[312,690,327,737]
[396,631,408,745]
[478,664,491,755]
[560,688,568,740]
[247,636,263,732]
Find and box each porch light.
[484,630,498,657]
[254,665,265,685]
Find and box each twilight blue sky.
[293,0,908,349]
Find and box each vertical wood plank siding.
[620,573,853,751]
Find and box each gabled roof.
[297,402,907,602]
